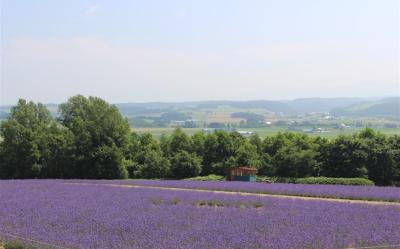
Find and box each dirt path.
[67,182,400,206]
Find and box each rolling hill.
[331,97,400,117]
[1,97,399,119]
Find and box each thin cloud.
[85,4,100,17]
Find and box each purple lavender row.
[1,180,400,249]
[90,179,400,202]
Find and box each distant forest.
[0,95,399,186]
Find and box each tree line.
[0,95,399,186]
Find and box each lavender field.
[1,180,400,249]
[86,179,400,202]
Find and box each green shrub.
[256,176,275,183]
[4,241,35,249]
[295,177,374,186]
[184,174,225,181]
[274,177,297,184]
[257,176,297,183]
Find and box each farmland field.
[1,180,400,249]
[132,126,400,139]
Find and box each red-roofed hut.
[225,166,257,182]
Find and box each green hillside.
[331,97,400,117]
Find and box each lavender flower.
[0,180,399,249]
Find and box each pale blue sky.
[1,0,399,104]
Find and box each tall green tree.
[170,151,202,178]
[138,150,171,178]
[133,133,163,165]
[58,95,130,179]
[321,135,368,178]
[38,124,75,178]
[261,132,320,178]
[202,131,235,175]
[249,134,263,154]
[170,128,191,153]
[127,133,171,179]
[191,131,206,158]
[234,142,262,168]
[274,146,319,178]
[358,129,400,186]
[388,135,400,186]
[0,99,68,178]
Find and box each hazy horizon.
[1,0,399,105]
[1,95,399,107]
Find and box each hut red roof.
[225,166,257,181]
[233,166,257,171]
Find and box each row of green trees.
[1,96,399,186]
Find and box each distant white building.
[339,123,351,129]
[170,120,186,127]
[238,130,254,136]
